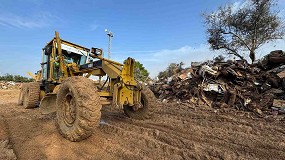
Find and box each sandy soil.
[0,89,285,159]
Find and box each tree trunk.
[250,50,255,64]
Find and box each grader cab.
[18,32,156,141]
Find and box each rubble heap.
[151,50,285,115]
[0,81,20,90]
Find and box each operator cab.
[42,39,90,81]
[61,43,88,65]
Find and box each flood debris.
[0,81,20,90]
[151,50,285,116]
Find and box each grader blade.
[39,94,57,114]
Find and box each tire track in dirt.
[1,89,285,159]
[100,104,285,159]
[150,110,285,159]
[102,111,239,159]
[99,123,185,159]
[101,111,237,159]
[100,110,188,159]
[0,116,17,160]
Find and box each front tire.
[56,77,102,142]
[124,85,157,120]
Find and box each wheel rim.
[63,93,76,126]
[132,96,146,111]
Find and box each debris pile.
[151,50,285,115]
[0,81,20,90]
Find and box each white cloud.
[144,45,218,78]
[114,44,217,78]
[111,39,285,78]
[0,12,56,29]
[90,23,99,31]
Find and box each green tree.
[134,61,150,82]
[204,0,285,63]
[157,62,184,79]
[1,73,14,81]
[214,55,225,63]
[157,71,168,80]
[0,73,33,82]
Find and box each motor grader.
[18,31,156,141]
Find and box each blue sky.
[0,0,285,77]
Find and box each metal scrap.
[150,50,285,116]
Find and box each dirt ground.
[0,89,285,160]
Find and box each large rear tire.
[22,82,40,108]
[124,85,157,120]
[56,77,102,142]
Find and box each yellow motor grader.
[18,31,156,141]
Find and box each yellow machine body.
[38,31,142,113]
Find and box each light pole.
[105,29,113,59]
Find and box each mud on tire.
[18,83,28,105]
[22,82,40,108]
[56,77,102,142]
[124,85,157,120]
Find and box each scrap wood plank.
[277,70,285,78]
[273,99,285,108]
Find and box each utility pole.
[105,29,113,59]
